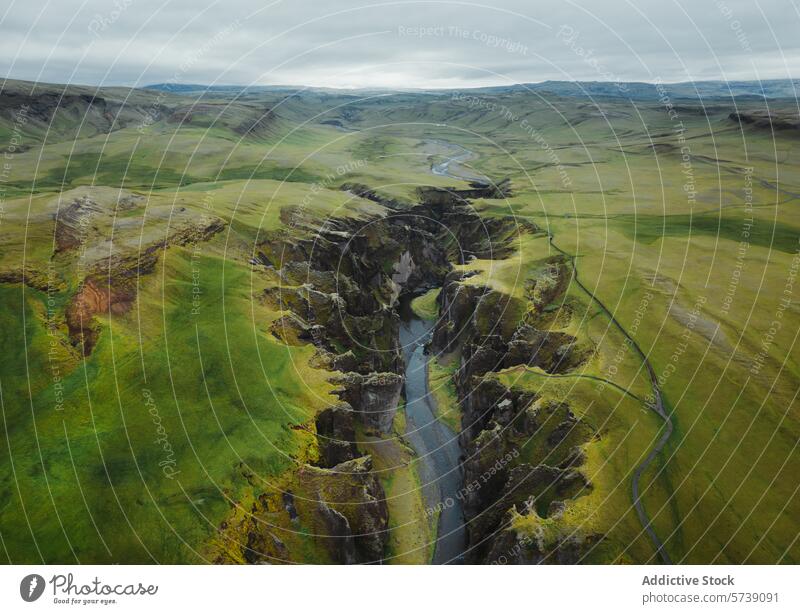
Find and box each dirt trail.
[548,235,673,564]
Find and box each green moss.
[356,416,435,564]
[0,250,333,563]
[410,288,440,320]
[428,354,461,433]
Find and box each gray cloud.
[1,0,797,88]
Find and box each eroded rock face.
[270,313,312,346]
[260,196,532,436]
[218,456,389,565]
[250,184,608,564]
[434,277,590,394]
[306,456,389,563]
[432,272,486,353]
[317,500,358,564]
[429,247,601,563]
[63,218,226,356]
[390,250,415,304]
[66,278,133,355]
[259,194,527,375]
[234,181,604,564]
[0,267,61,292]
[65,249,159,356]
[257,203,457,430]
[456,381,598,562]
[314,404,359,468]
[53,196,103,253]
[483,516,602,565]
[453,371,596,557]
[332,372,404,434]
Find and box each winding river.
[426,139,491,184]
[398,295,466,564]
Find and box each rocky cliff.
[222,179,604,564]
[427,214,603,564]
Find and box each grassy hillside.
[1,79,798,563]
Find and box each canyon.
[215,175,605,563]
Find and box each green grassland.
[0,246,338,562]
[344,92,799,562]
[1,81,798,563]
[427,354,462,435]
[429,97,800,563]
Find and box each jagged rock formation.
[304,456,389,563]
[331,372,403,433]
[429,237,601,563]
[257,195,496,431]
[314,404,359,468]
[222,184,529,563]
[215,456,389,565]
[244,179,604,564]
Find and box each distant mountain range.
[144,79,800,100]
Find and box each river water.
[397,295,466,564]
[426,139,491,185]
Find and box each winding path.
[423,138,673,563]
[548,235,673,564]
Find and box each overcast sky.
[1,0,798,89]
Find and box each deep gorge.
[218,181,601,564]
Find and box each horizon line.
[2,75,798,94]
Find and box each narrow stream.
[397,294,466,564]
[426,139,491,185]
